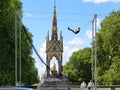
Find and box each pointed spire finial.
[51,0,58,40]
[54,0,56,8]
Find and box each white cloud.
[37,65,46,79]
[35,42,46,78]
[63,37,84,64]
[97,18,101,29]
[68,37,84,45]
[86,29,92,39]
[39,42,46,60]
[83,0,120,3]
[63,45,79,64]
[25,13,32,17]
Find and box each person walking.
[80,81,86,90]
[87,80,93,90]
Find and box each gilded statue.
[52,63,57,71]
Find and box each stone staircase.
[37,75,69,90]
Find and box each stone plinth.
[39,73,68,89]
[51,71,57,76]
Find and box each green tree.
[0,0,39,86]
[97,10,120,85]
[63,48,92,84]
[0,0,22,86]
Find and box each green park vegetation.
[0,0,39,86]
[64,48,92,85]
[63,10,120,85]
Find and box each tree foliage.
[97,10,120,85]
[63,48,92,84]
[0,0,39,86]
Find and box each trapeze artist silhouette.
[68,27,80,34]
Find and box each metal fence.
[36,85,120,90]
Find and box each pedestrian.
[87,80,93,90]
[80,81,86,90]
[81,81,86,88]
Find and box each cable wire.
[22,25,50,70]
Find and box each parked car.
[0,87,33,90]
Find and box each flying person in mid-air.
[68,27,80,34]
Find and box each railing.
[37,85,120,90]
[98,85,120,90]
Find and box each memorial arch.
[46,1,63,76]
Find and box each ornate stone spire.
[51,0,58,40]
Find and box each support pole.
[15,11,17,86]
[19,14,22,86]
[92,14,97,90]
[15,11,22,86]
[94,14,97,90]
[92,19,94,90]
